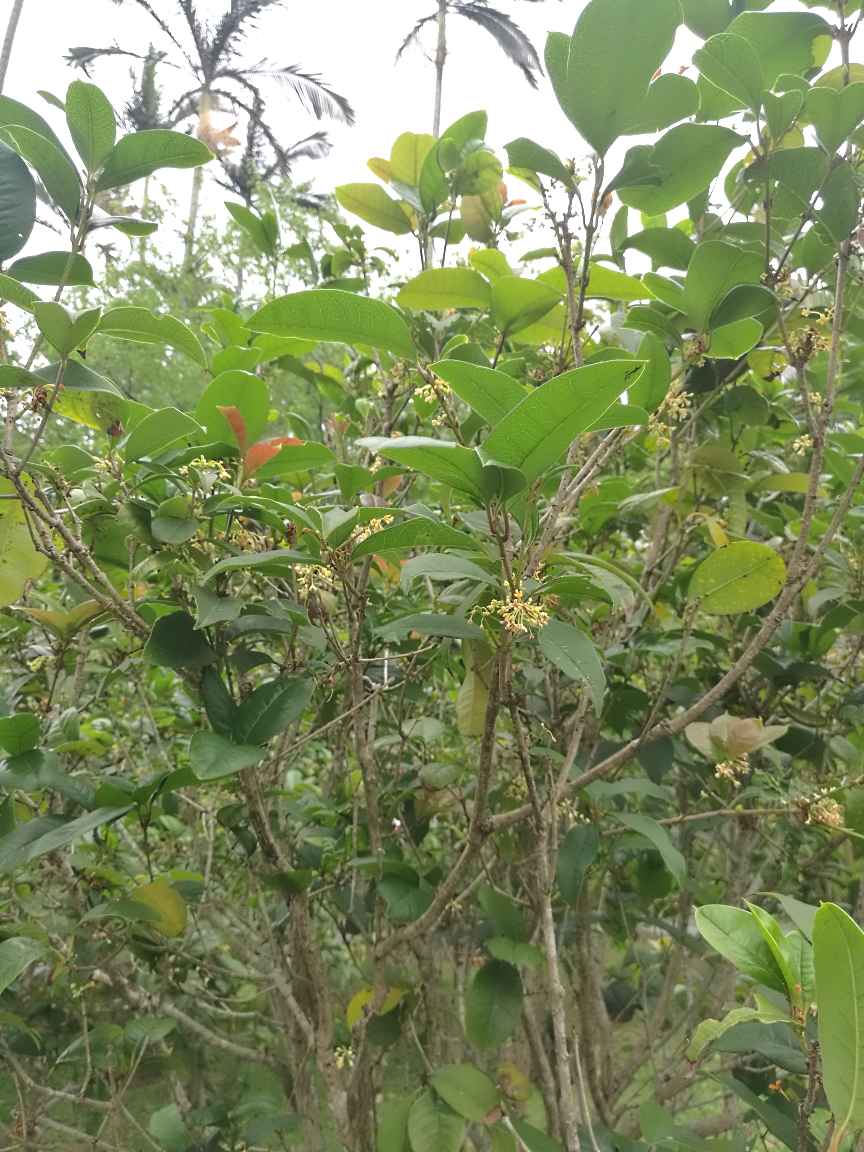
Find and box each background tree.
[397,0,549,135]
[0,0,24,92]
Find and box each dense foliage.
[2,1,864,1150]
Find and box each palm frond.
[395,12,438,62]
[241,62,355,125]
[65,45,142,77]
[454,2,542,87]
[210,0,283,66]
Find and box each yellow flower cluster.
[179,456,231,480]
[485,587,549,635]
[792,435,813,455]
[714,755,748,782]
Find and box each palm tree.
[397,0,549,137]
[0,0,25,93]
[69,0,354,264]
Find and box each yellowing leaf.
[0,479,47,607]
[346,985,403,1028]
[130,882,187,937]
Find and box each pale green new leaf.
[813,902,864,1139]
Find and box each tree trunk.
[184,89,211,267]
[0,0,25,93]
[432,0,447,138]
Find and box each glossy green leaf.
[225,201,278,256]
[142,611,217,669]
[188,732,264,780]
[817,161,860,244]
[622,306,683,348]
[334,183,413,235]
[709,283,776,329]
[0,141,35,262]
[622,227,696,272]
[617,813,686,887]
[511,1120,566,1152]
[618,125,742,216]
[33,359,127,434]
[96,129,213,192]
[195,370,269,448]
[695,904,787,992]
[202,549,309,582]
[482,360,636,484]
[710,318,762,358]
[6,251,94,286]
[0,713,39,755]
[626,73,701,135]
[98,306,207,367]
[246,289,414,359]
[0,93,68,151]
[0,273,38,312]
[630,332,671,412]
[353,517,473,558]
[65,80,115,173]
[430,1066,499,1123]
[0,937,48,994]
[358,437,488,503]
[724,10,831,90]
[465,959,523,1050]
[377,872,433,922]
[0,806,132,874]
[0,124,81,220]
[124,407,202,462]
[432,360,525,425]
[232,678,314,745]
[491,277,562,335]
[397,268,491,311]
[378,613,485,641]
[693,33,764,112]
[378,1097,413,1152]
[556,823,599,909]
[689,542,786,613]
[32,302,100,357]
[805,83,864,152]
[504,137,574,189]
[546,0,680,155]
[539,620,606,711]
[813,902,864,1139]
[407,1089,464,1152]
[684,241,764,333]
[452,150,502,196]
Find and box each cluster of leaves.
[2,1,864,1151]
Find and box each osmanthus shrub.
[0,0,863,1149]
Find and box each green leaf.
[725,10,831,90]
[689,542,786,613]
[202,549,309,582]
[390,131,436,185]
[709,283,776,329]
[358,437,488,503]
[401,554,495,589]
[686,1005,771,1061]
[491,277,563,335]
[195,370,270,447]
[711,318,762,358]
[0,124,81,220]
[65,80,115,173]
[334,183,413,235]
[432,360,525,425]
[505,137,574,189]
[378,872,433,922]
[6,251,94,286]
[96,129,213,192]
[0,937,48,994]
[407,1089,464,1152]
[353,517,473,559]
[142,611,217,669]
[693,33,764,112]
[477,883,526,941]
[246,289,414,359]
[623,305,683,348]
[486,938,544,966]
[188,732,263,780]
[149,1103,190,1152]
[817,161,860,244]
[453,150,503,196]
[32,302,101,357]
[626,73,700,135]
[617,813,687,888]
[618,125,742,216]
[695,904,787,991]
[556,824,599,909]
[813,903,864,1139]
[0,713,39,755]
[124,407,202,462]
[539,620,605,712]
[225,201,278,256]
[378,1097,413,1152]
[465,959,523,1050]
[0,93,67,150]
[547,0,681,155]
[684,240,764,333]
[0,806,132,874]
[0,479,48,606]
[622,227,697,272]
[579,263,654,302]
[250,439,336,478]
[430,1066,499,1123]
[746,901,800,1003]
[0,141,35,262]
[98,306,207,367]
[378,613,485,641]
[806,83,864,152]
[232,678,314,745]
[397,268,491,311]
[629,332,671,412]
[79,899,162,925]
[0,273,38,312]
[511,1120,565,1152]
[482,360,635,485]
[456,668,490,736]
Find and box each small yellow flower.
[485,587,550,635]
[792,435,813,455]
